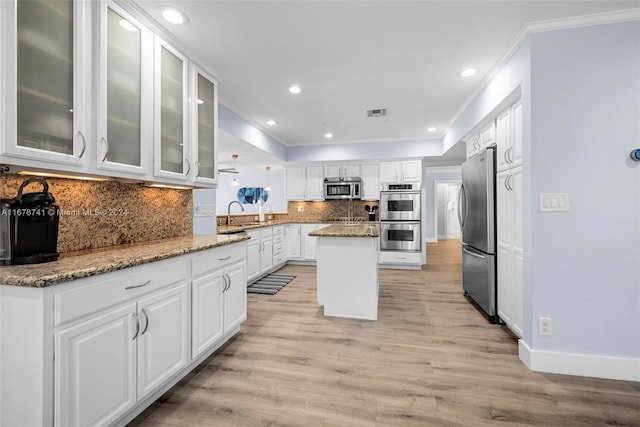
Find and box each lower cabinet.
[301,224,327,261]
[285,224,302,260]
[247,227,274,283]
[2,241,248,427]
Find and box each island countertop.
[0,234,250,288]
[308,223,380,238]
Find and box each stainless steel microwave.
[323,177,362,200]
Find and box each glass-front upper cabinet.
[190,66,218,185]
[154,37,189,181]
[2,0,90,167]
[96,2,153,176]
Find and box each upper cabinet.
[285,167,306,200]
[465,120,495,159]
[153,37,190,182]
[306,166,324,200]
[379,160,422,183]
[496,101,522,172]
[190,67,218,185]
[96,2,152,176]
[361,164,380,200]
[324,164,360,178]
[2,0,91,167]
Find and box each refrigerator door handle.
[463,247,486,259]
[458,184,466,228]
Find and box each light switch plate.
[539,193,569,212]
[194,204,216,217]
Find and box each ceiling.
[133,0,639,166]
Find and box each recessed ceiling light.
[119,19,139,32]
[161,7,188,25]
[288,85,301,94]
[460,68,477,78]
[267,119,277,125]
[427,127,437,132]
[197,98,204,105]
[324,132,333,138]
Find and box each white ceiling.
[133,0,639,164]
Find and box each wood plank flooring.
[129,239,640,426]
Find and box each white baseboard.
[519,340,640,382]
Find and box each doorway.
[435,181,461,240]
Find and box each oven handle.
[463,247,486,259]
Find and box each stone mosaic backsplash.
[286,199,380,222]
[0,174,192,253]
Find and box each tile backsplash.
[286,199,379,222]
[0,175,192,253]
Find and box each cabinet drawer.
[378,251,421,264]
[273,241,284,256]
[54,258,188,326]
[272,226,284,236]
[273,253,286,266]
[272,233,285,245]
[192,243,246,277]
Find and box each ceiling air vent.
[366,108,389,118]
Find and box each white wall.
[215,169,287,215]
[423,167,462,242]
[527,21,640,362]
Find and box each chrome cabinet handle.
[225,273,231,292]
[219,255,231,261]
[503,148,509,165]
[77,131,87,158]
[195,160,201,177]
[101,137,110,162]
[132,312,140,340]
[140,308,150,336]
[125,280,151,290]
[184,158,191,175]
[508,147,514,164]
[222,274,228,292]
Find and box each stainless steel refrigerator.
[458,146,499,323]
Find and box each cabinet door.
[495,109,511,172]
[401,160,422,182]
[55,303,137,427]
[479,121,495,149]
[246,240,261,283]
[137,282,189,399]
[191,66,218,185]
[379,162,400,183]
[302,224,320,260]
[466,134,480,159]
[361,164,380,200]
[285,225,301,259]
[224,261,247,332]
[192,271,224,359]
[343,164,361,177]
[496,171,512,325]
[260,237,273,275]
[4,0,89,166]
[154,37,189,181]
[285,167,306,200]
[96,2,152,176]
[511,101,523,168]
[324,165,341,177]
[306,166,324,200]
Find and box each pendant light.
[229,154,240,187]
[264,166,272,192]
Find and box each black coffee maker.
[0,177,60,265]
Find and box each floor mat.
[247,274,296,295]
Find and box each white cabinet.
[96,2,152,177]
[496,101,522,172]
[301,224,327,261]
[324,164,360,178]
[497,166,523,337]
[153,36,190,182]
[272,226,286,268]
[465,120,496,159]
[55,278,189,427]
[247,227,273,283]
[285,167,306,200]
[306,166,324,200]
[361,163,380,200]
[190,66,218,185]
[1,0,91,169]
[191,243,247,359]
[285,224,302,260]
[379,160,422,183]
[55,303,137,427]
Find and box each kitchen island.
[309,223,380,320]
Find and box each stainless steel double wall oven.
[379,183,421,252]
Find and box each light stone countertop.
[308,223,380,238]
[0,234,250,288]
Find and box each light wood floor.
[129,239,640,426]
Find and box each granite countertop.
[217,219,379,234]
[308,223,380,238]
[0,234,250,288]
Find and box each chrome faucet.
[227,201,244,225]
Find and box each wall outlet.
[297,205,304,212]
[538,317,553,336]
